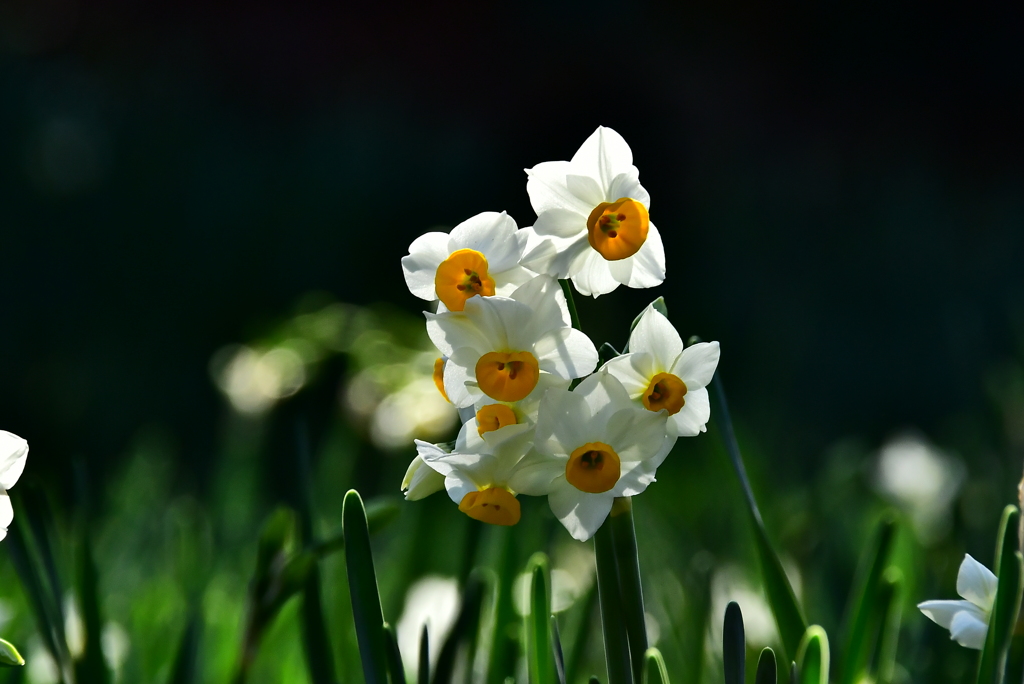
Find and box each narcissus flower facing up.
[425,275,598,409]
[603,305,720,442]
[510,373,669,541]
[918,554,997,649]
[520,126,665,297]
[402,211,535,312]
[0,431,29,542]
[417,421,538,526]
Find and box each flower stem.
[559,279,582,331]
[595,521,634,684]
[608,498,648,684]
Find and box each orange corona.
[586,198,649,261]
[434,249,496,311]
[642,373,687,415]
[476,404,517,436]
[458,487,521,525]
[565,442,621,493]
[475,351,539,402]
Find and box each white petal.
[548,481,614,542]
[565,174,605,207]
[950,609,989,650]
[571,249,621,297]
[442,356,476,408]
[448,211,523,273]
[601,353,657,398]
[533,208,586,239]
[493,265,538,296]
[918,599,980,630]
[0,490,11,531]
[605,407,669,464]
[508,275,570,335]
[520,230,591,280]
[402,232,451,301]
[534,388,591,459]
[402,455,447,501]
[573,372,634,427]
[607,169,650,208]
[526,161,595,216]
[426,311,493,358]
[444,471,479,507]
[0,432,29,491]
[669,387,711,437]
[628,306,683,369]
[614,459,659,497]
[569,126,634,191]
[673,342,721,390]
[534,328,599,381]
[507,450,565,496]
[622,222,666,289]
[957,554,999,611]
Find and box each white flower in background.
[426,275,598,409]
[401,453,446,501]
[919,554,997,649]
[520,126,665,297]
[509,373,668,541]
[603,305,720,447]
[417,420,537,526]
[402,211,535,312]
[0,431,29,542]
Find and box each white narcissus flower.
[520,126,665,297]
[425,275,598,409]
[0,431,29,542]
[918,554,997,650]
[508,373,669,541]
[402,211,535,312]
[603,305,720,444]
[417,421,538,526]
[401,452,446,501]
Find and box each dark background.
[3,0,1023,485]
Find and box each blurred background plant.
[2,0,1024,683]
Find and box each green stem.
[595,521,633,684]
[559,279,582,331]
[608,498,648,684]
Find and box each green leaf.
[595,521,633,684]
[0,639,25,667]
[796,626,829,684]
[977,505,1024,684]
[789,662,798,684]
[343,490,390,684]
[74,525,112,684]
[755,648,777,684]
[723,602,745,684]
[526,554,557,684]
[418,626,429,684]
[552,616,567,684]
[486,527,519,684]
[641,648,670,684]
[313,496,403,558]
[838,514,898,684]
[383,622,407,684]
[609,498,648,683]
[559,279,583,331]
[598,343,621,367]
[872,567,904,684]
[167,616,200,684]
[301,563,336,684]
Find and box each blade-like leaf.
[526,554,557,684]
[789,662,798,684]
[977,505,1023,684]
[873,568,903,684]
[595,521,633,684]
[74,525,112,684]
[724,602,745,684]
[552,616,567,684]
[755,647,777,684]
[838,514,898,684]
[301,563,336,684]
[384,623,407,684]
[313,497,403,558]
[0,639,24,667]
[419,626,430,684]
[712,374,808,661]
[641,648,670,684]
[796,626,829,684]
[168,615,200,684]
[486,527,519,684]
[343,490,390,684]
[609,498,648,683]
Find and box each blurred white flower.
[919,554,996,650]
[520,126,665,297]
[874,432,965,542]
[396,576,461,680]
[370,377,459,450]
[0,431,29,542]
[211,344,306,415]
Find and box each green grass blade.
[789,662,798,684]
[418,626,429,684]
[873,568,904,684]
[384,623,407,684]
[552,616,567,684]
[641,648,670,684]
[167,615,200,684]
[74,525,112,684]
[838,513,898,684]
[313,496,402,558]
[755,647,777,684]
[487,527,519,684]
[595,521,633,684]
[7,518,65,678]
[0,639,25,667]
[590,677,601,684]
[609,498,648,683]
[977,505,1023,684]
[796,626,829,684]
[723,602,745,684]
[712,374,808,661]
[343,490,390,684]
[301,563,337,684]
[526,554,557,684]
[1005,633,1024,684]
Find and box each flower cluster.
[0,431,28,542]
[400,127,720,541]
